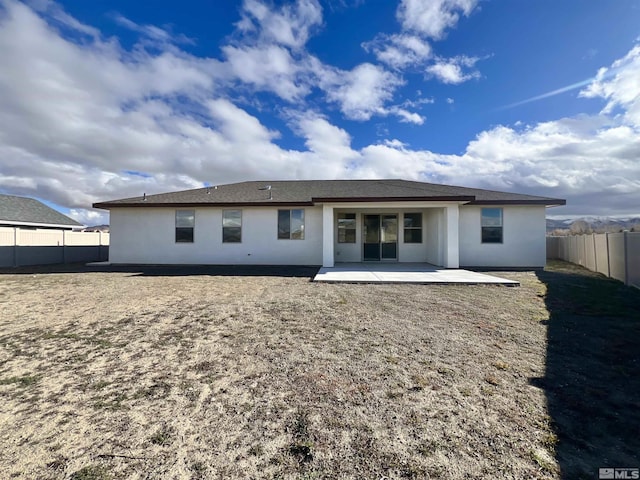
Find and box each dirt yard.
[0,262,638,479]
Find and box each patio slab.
[313,263,519,285]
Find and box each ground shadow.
[0,263,320,279]
[535,261,640,478]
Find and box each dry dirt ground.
[0,261,638,479]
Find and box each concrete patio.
[313,263,519,285]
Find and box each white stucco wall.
[332,208,437,264]
[109,203,547,268]
[458,205,547,268]
[109,206,323,265]
[424,209,443,266]
[398,211,429,263]
[333,211,362,263]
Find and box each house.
[0,194,83,230]
[93,179,565,268]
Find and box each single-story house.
[93,179,565,268]
[0,193,83,230]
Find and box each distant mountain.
[81,224,110,232]
[546,217,640,234]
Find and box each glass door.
[381,214,398,260]
[363,214,397,261]
[363,214,381,260]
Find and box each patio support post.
[322,204,334,267]
[444,205,459,268]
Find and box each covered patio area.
[313,263,519,285]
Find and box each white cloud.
[222,44,309,101]
[235,0,322,49]
[1,0,640,222]
[397,0,477,40]
[28,0,101,39]
[322,63,405,120]
[68,208,109,226]
[425,55,481,84]
[390,107,425,124]
[225,0,417,120]
[579,45,640,126]
[363,33,432,69]
[360,0,481,90]
[112,14,194,46]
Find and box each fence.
[0,227,109,267]
[547,232,640,288]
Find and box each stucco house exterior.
[93,179,565,268]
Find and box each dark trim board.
[310,196,475,203]
[92,201,316,209]
[468,200,566,206]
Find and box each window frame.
[277,209,305,240]
[403,212,423,244]
[175,210,195,243]
[222,209,242,243]
[481,208,503,244]
[337,213,356,244]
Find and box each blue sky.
[1,0,639,225]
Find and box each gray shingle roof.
[93,179,566,208]
[0,194,83,227]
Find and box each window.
[278,209,305,239]
[481,208,503,243]
[337,213,356,243]
[403,212,422,243]
[175,210,195,243]
[223,210,242,243]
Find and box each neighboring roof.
[93,179,566,209]
[0,194,83,228]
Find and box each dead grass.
[0,261,637,479]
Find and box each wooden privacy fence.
[547,232,640,288]
[0,227,109,267]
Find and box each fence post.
[62,230,66,264]
[624,230,629,286]
[98,231,102,261]
[593,233,597,273]
[605,232,611,278]
[13,227,17,267]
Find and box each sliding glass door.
[363,214,397,261]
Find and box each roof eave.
[468,199,566,206]
[0,220,84,229]
[311,195,476,203]
[92,201,316,209]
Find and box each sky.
[0,0,639,225]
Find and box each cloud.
[425,55,481,84]
[224,0,419,121]
[391,108,425,125]
[361,0,481,88]
[222,44,310,101]
[1,0,639,224]
[112,14,195,46]
[363,33,432,69]
[322,63,405,120]
[579,45,640,126]
[397,0,477,40]
[235,0,322,50]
